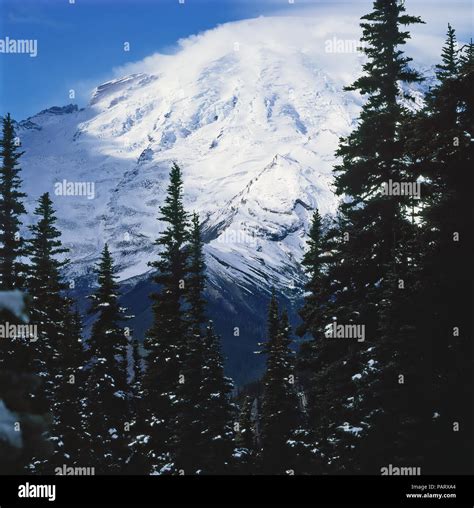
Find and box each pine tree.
[435,24,458,81]
[174,213,206,474]
[174,213,236,474]
[142,162,190,474]
[404,28,473,473]
[198,320,236,474]
[86,244,130,473]
[125,336,149,474]
[52,308,88,469]
[259,294,300,474]
[0,114,27,375]
[298,0,428,473]
[0,113,27,291]
[131,336,143,402]
[27,193,69,410]
[236,396,255,451]
[297,210,327,339]
[459,38,474,68]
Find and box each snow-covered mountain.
[16,16,370,294]
[14,15,434,383]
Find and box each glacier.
[13,16,431,383]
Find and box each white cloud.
[75,1,472,104]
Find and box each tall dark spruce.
[298,0,429,473]
[174,213,207,474]
[198,320,235,474]
[86,243,130,473]
[142,163,190,473]
[27,192,89,472]
[27,193,69,405]
[0,113,27,291]
[0,114,28,375]
[259,293,301,474]
[405,26,474,473]
[53,309,88,469]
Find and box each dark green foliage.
[86,244,130,473]
[142,163,190,473]
[27,193,70,408]
[51,309,88,470]
[197,321,236,474]
[0,291,52,474]
[174,214,235,474]
[0,114,27,291]
[297,0,435,474]
[259,294,301,474]
[435,24,458,81]
[174,213,207,474]
[236,396,255,451]
[403,29,474,473]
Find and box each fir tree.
[259,294,300,474]
[52,308,88,469]
[0,113,27,291]
[404,28,473,473]
[198,320,235,474]
[236,396,255,451]
[298,0,428,473]
[27,193,69,410]
[297,209,327,339]
[125,336,149,474]
[174,214,236,474]
[143,162,190,473]
[0,114,27,375]
[86,244,130,473]
[459,38,474,68]
[174,213,206,474]
[435,24,458,81]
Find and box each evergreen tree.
[236,396,255,451]
[198,320,235,474]
[297,210,327,339]
[52,308,88,469]
[174,213,206,474]
[404,28,473,473]
[125,336,149,474]
[174,214,236,474]
[435,24,458,81]
[0,113,27,291]
[131,336,143,402]
[0,114,27,375]
[86,244,130,473]
[27,193,69,410]
[143,162,190,474]
[259,294,300,474]
[298,0,428,473]
[459,38,474,68]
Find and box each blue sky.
[1,0,472,120]
[0,0,290,119]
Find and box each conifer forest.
[0,0,472,504]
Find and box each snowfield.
[16,15,428,294]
